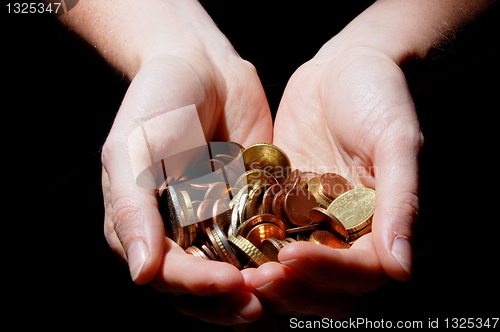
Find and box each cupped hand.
[101,48,272,324]
[249,45,423,319]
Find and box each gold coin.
[178,190,196,227]
[164,186,189,248]
[241,143,291,183]
[244,181,269,220]
[212,224,242,269]
[212,198,231,234]
[206,226,229,263]
[327,188,376,234]
[308,177,331,208]
[260,237,287,262]
[347,223,372,242]
[228,235,270,266]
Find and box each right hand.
[101,41,272,325]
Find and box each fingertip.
[160,245,246,295]
[127,240,150,283]
[232,292,264,323]
[249,262,289,290]
[389,235,412,281]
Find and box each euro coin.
[327,188,376,234]
[241,143,291,183]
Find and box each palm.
[102,52,272,324]
[275,49,416,188]
[253,47,423,318]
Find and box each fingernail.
[280,257,313,272]
[391,236,412,277]
[127,240,149,281]
[255,280,276,291]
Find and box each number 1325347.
[6,3,62,14]
[443,318,498,329]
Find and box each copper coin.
[205,227,229,263]
[309,230,350,249]
[236,213,287,238]
[262,184,284,214]
[197,199,215,233]
[190,182,217,191]
[283,169,302,189]
[271,189,289,221]
[300,171,320,182]
[283,187,318,226]
[186,246,210,260]
[309,206,349,241]
[209,141,244,159]
[246,223,286,250]
[204,182,231,201]
[201,244,219,261]
[286,223,321,234]
[319,173,353,200]
[213,154,246,175]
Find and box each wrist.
[61,0,237,80]
[312,0,494,68]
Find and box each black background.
[3,1,499,329]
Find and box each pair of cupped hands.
[100,21,423,327]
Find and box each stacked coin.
[157,142,376,269]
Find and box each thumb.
[372,121,424,282]
[102,137,166,285]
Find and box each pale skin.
[54,0,496,326]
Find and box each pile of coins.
[157,142,375,269]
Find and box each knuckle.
[101,136,118,166]
[111,195,144,237]
[391,191,420,231]
[239,59,257,73]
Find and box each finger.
[102,167,126,263]
[249,262,359,319]
[372,117,423,281]
[232,310,281,332]
[265,237,389,296]
[150,238,246,296]
[173,291,263,326]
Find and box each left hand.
[244,43,423,320]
